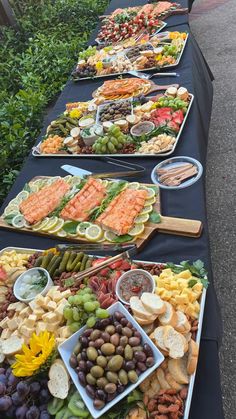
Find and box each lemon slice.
[85,225,103,242]
[57,229,67,237]
[102,180,109,187]
[64,175,72,183]
[144,187,156,199]
[41,216,59,232]
[128,223,145,236]
[70,176,82,186]
[77,222,92,237]
[32,217,49,231]
[145,196,156,206]
[4,205,20,216]
[135,213,149,223]
[104,231,118,242]
[48,219,65,234]
[127,182,140,190]
[15,191,29,203]
[29,183,39,193]
[12,215,27,229]
[140,205,153,215]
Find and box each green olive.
[96,355,107,368]
[124,344,133,361]
[118,369,128,385]
[97,377,109,389]
[86,373,96,385]
[128,370,138,383]
[105,325,116,335]
[106,371,119,384]
[90,365,104,378]
[101,343,115,356]
[87,347,98,362]
[107,355,124,372]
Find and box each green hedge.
[0,0,108,206]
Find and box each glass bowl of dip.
[115,269,155,306]
[13,267,53,303]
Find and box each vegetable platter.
[0,174,203,248]
[33,85,193,157]
[72,32,188,81]
[96,2,188,45]
[0,245,207,419]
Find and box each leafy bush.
[0,0,108,206]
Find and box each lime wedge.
[32,217,49,231]
[12,215,27,229]
[135,213,149,223]
[77,222,92,237]
[85,225,103,242]
[128,223,145,236]
[4,205,20,216]
[48,219,65,234]
[140,205,153,215]
[41,216,59,232]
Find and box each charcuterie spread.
[0,246,207,418]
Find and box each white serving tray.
[32,93,194,158]
[0,246,206,419]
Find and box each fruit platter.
[72,32,188,81]
[0,244,207,419]
[33,85,193,157]
[96,2,187,45]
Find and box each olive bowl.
[58,301,164,419]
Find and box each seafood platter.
[0,244,207,418]
[33,84,194,157]
[72,32,188,81]
[0,175,202,246]
[96,2,188,45]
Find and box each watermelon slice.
[0,267,7,281]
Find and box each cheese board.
[32,85,193,157]
[72,32,188,82]
[0,245,207,419]
[1,175,202,249]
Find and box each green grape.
[93,301,100,309]
[69,322,81,332]
[107,143,116,153]
[89,294,96,301]
[96,308,109,319]
[74,295,83,305]
[67,319,73,325]
[82,294,92,303]
[84,301,97,313]
[63,306,73,320]
[73,307,81,321]
[110,137,118,146]
[116,143,123,150]
[68,296,75,305]
[81,287,93,294]
[86,316,96,328]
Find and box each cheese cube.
[19,307,31,318]
[11,330,19,337]
[46,321,60,332]
[1,329,12,339]
[47,300,57,311]
[21,325,34,338]
[176,270,192,279]
[25,315,37,328]
[55,301,67,317]
[0,317,9,329]
[59,326,71,339]
[59,290,71,299]
[33,308,45,318]
[35,321,47,334]
[46,286,59,299]
[7,318,19,331]
[175,294,188,304]
[56,337,66,345]
[29,299,39,311]
[193,283,203,293]
[162,290,172,300]
[52,291,64,303]
[42,312,57,323]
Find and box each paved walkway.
[190,1,236,418]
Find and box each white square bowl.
[58,301,164,419]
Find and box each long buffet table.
[0,1,224,418]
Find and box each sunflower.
[12,331,55,377]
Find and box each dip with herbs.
[16,269,48,300]
[118,269,154,303]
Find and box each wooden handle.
[169,8,188,15]
[149,83,179,93]
[157,216,203,238]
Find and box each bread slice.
[154,326,168,352]
[175,311,191,334]
[134,315,156,325]
[142,322,156,335]
[183,332,192,342]
[168,357,189,384]
[141,293,166,315]
[150,376,161,393]
[1,336,24,356]
[48,361,69,399]
[130,296,157,320]
[163,326,187,359]
[187,339,199,375]
[165,371,184,391]
[158,302,177,327]
[156,368,171,390]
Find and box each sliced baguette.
[187,339,199,375]
[165,371,184,391]
[154,326,168,352]
[1,336,24,356]
[143,322,156,335]
[134,315,156,326]
[163,325,187,359]
[141,293,166,315]
[175,311,191,334]
[156,367,171,390]
[130,296,157,320]
[168,357,189,384]
[158,302,178,327]
[150,376,161,393]
[48,361,69,399]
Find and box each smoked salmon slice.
[60,178,107,222]
[19,179,70,224]
[96,188,148,235]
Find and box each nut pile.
[70,310,154,410]
[99,101,132,122]
[143,387,188,418]
[137,134,176,154]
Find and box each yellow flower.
[95,61,103,71]
[12,331,55,377]
[69,108,82,119]
[155,54,163,61]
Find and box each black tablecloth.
[0,3,224,419]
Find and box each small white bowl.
[130,121,155,138]
[58,301,164,419]
[115,269,155,306]
[13,267,53,303]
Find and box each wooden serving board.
[92,81,179,101]
[99,7,188,20]
[0,176,202,250]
